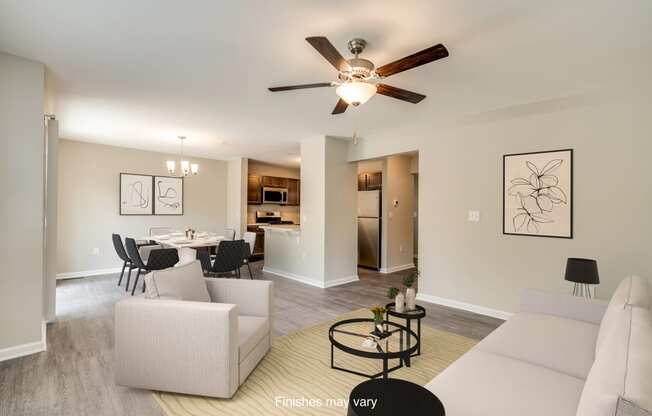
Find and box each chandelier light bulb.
[190,163,199,175]
[180,160,190,176]
[166,160,176,175]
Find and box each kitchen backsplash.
[247,204,300,224]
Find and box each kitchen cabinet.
[287,179,300,206]
[247,175,262,204]
[358,172,382,191]
[367,172,382,190]
[262,176,289,188]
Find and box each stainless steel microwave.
[262,187,288,204]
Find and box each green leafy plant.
[387,287,400,299]
[370,306,387,324]
[403,271,419,288]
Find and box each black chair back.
[212,240,245,274]
[125,238,146,268]
[112,234,130,263]
[146,249,179,271]
[196,248,212,273]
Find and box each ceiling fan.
[268,36,449,115]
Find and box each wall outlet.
[467,210,481,222]
[92,247,100,255]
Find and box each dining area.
[111,227,258,295]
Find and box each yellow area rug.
[154,308,476,416]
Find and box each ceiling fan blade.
[376,84,426,104]
[332,98,349,114]
[268,82,333,92]
[306,36,350,72]
[376,44,449,77]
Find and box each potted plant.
[403,271,419,310]
[370,306,387,336]
[387,287,405,313]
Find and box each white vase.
[395,293,405,313]
[406,287,416,310]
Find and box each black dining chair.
[124,238,180,295]
[241,231,257,279]
[198,240,245,278]
[112,234,136,288]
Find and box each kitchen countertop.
[258,224,300,233]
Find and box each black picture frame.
[119,173,154,216]
[153,175,184,216]
[502,149,573,239]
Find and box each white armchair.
[114,265,273,398]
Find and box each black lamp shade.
[565,258,600,284]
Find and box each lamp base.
[572,283,596,299]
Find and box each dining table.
[142,233,226,264]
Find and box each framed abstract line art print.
[503,149,573,238]
[119,173,153,215]
[154,175,183,215]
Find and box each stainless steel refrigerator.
[358,190,381,269]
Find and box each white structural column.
[226,157,248,238]
[263,136,358,288]
[298,136,358,286]
[0,53,46,361]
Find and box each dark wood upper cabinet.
[287,179,300,206]
[358,172,382,191]
[262,176,289,188]
[358,173,367,191]
[247,175,262,204]
[366,172,382,190]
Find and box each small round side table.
[347,378,445,416]
[385,302,426,366]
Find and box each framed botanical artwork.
[119,173,153,215]
[154,175,183,215]
[503,149,573,238]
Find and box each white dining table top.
[143,234,226,249]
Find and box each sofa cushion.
[476,312,599,379]
[577,306,652,416]
[144,260,210,302]
[596,276,650,355]
[425,349,584,416]
[238,316,269,363]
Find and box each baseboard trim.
[0,321,47,362]
[416,293,513,321]
[262,267,358,289]
[323,275,359,288]
[263,267,324,288]
[379,263,416,274]
[56,267,122,280]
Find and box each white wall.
[57,139,228,276]
[298,137,326,284]
[43,119,58,323]
[0,53,45,357]
[324,137,358,284]
[348,90,652,316]
[226,158,247,238]
[382,155,415,272]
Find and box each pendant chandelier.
[166,136,198,177]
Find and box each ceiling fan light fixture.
[335,81,377,106]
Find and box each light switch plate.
[467,210,481,222]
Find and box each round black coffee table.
[347,378,445,416]
[329,318,419,379]
[385,303,426,366]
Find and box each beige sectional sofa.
[426,276,652,415]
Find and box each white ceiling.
[1,0,650,166]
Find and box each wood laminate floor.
[0,262,503,416]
